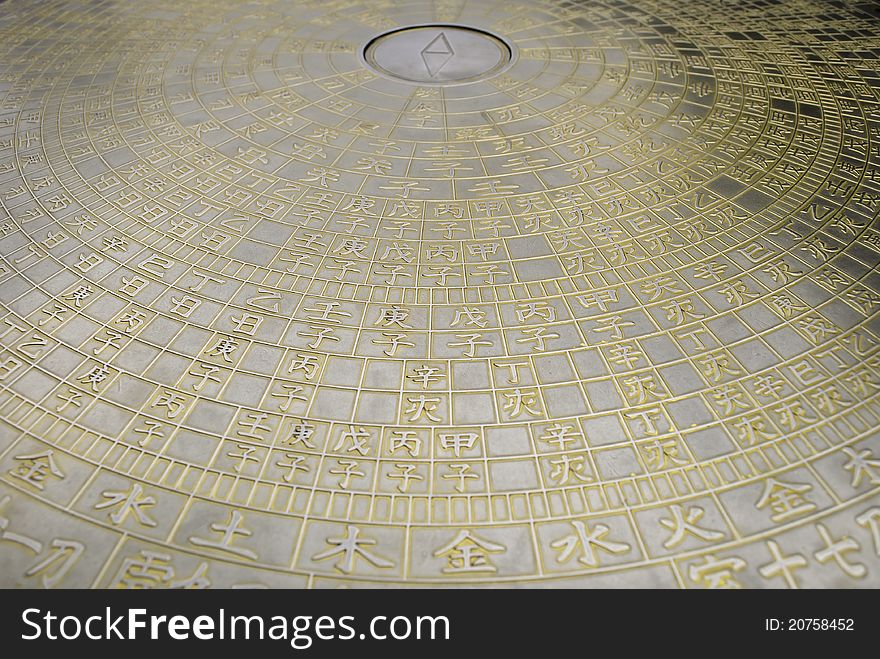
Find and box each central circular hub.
[363,24,513,84]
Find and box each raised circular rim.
[360,23,517,86]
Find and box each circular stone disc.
[0,0,879,590]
